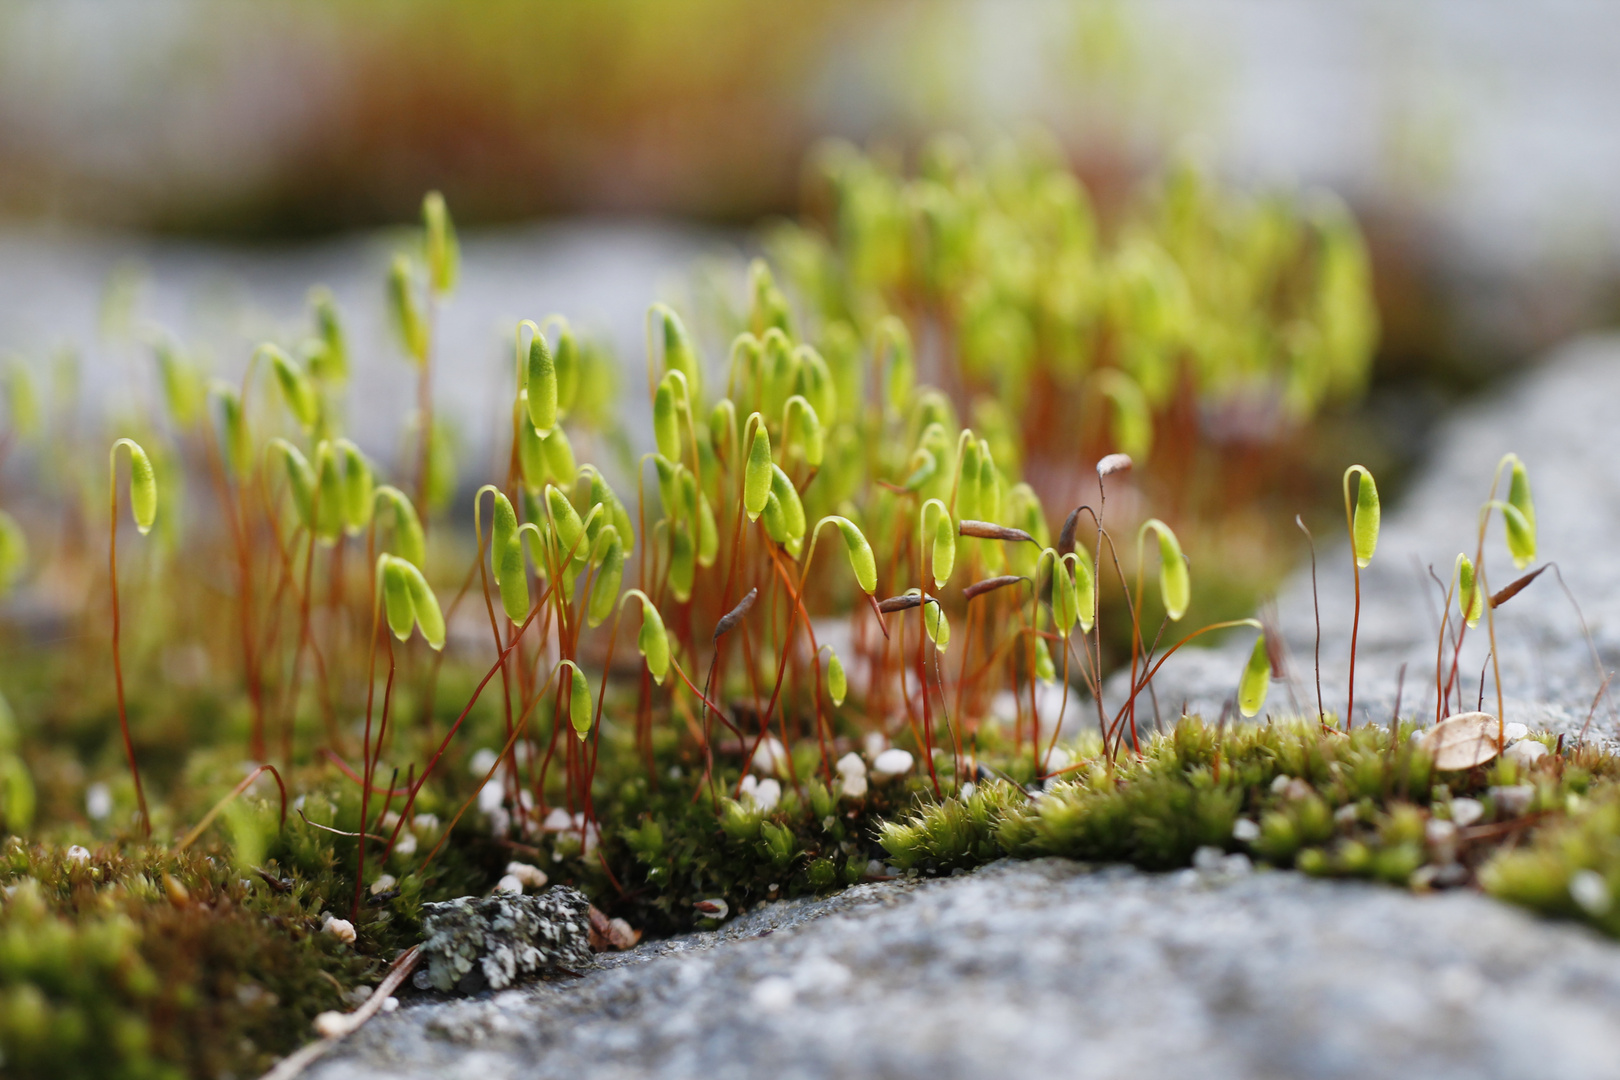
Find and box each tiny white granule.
[86,784,112,821]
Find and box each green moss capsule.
[653,372,682,462]
[762,492,790,546]
[422,191,459,295]
[542,425,576,484]
[1034,638,1057,682]
[875,316,914,415]
[744,419,772,521]
[783,394,824,467]
[336,440,374,535]
[827,516,877,594]
[770,465,806,550]
[527,334,558,435]
[402,558,446,650]
[561,661,593,741]
[1050,550,1079,633]
[586,526,624,627]
[1141,518,1189,620]
[154,338,202,427]
[826,649,847,706]
[668,522,695,602]
[922,499,954,589]
[0,510,27,596]
[496,530,529,624]
[375,485,425,568]
[795,344,837,426]
[1344,465,1380,568]
[709,398,737,462]
[657,304,702,400]
[955,436,981,523]
[268,439,315,529]
[1456,553,1483,628]
[697,491,719,567]
[923,595,949,651]
[553,321,580,417]
[264,344,318,432]
[310,286,348,383]
[623,589,670,685]
[380,555,416,642]
[976,439,1000,522]
[1098,369,1152,460]
[1502,503,1536,569]
[312,441,344,543]
[387,255,428,365]
[1068,549,1096,633]
[1238,631,1271,718]
[546,485,585,561]
[210,381,252,481]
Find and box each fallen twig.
[259,945,421,1080]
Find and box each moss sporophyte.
[0,141,1603,1080]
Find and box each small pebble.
[1449,797,1485,827]
[863,732,888,760]
[1503,722,1530,742]
[369,874,398,896]
[322,915,357,944]
[839,773,869,800]
[382,996,399,1013]
[1426,819,1459,863]
[391,832,418,858]
[1571,870,1612,916]
[1232,818,1260,843]
[543,807,573,831]
[313,1011,349,1039]
[505,862,548,890]
[85,784,112,821]
[1490,785,1536,817]
[468,748,499,776]
[740,775,782,812]
[1333,803,1359,825]
[65,845,91,864]
[1193,845,1225,874]
[872,748,915,779]
[1505,740,1548,767]
[413,813,440,833]
[836,752,866,778]
[749,737,790,776]
[493,875,524,895]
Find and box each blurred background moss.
[4,0,1620,387]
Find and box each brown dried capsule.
[1096,453,1133,478]
[963,575,1026,602]
[877,593,926,614]
[957,520,1035,543]
[1057,506,1083,555]
[713,587,759,641]
[1489,564,1546,609]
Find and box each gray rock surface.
[1126,334,1620,737]
[312,859,1620,1080]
